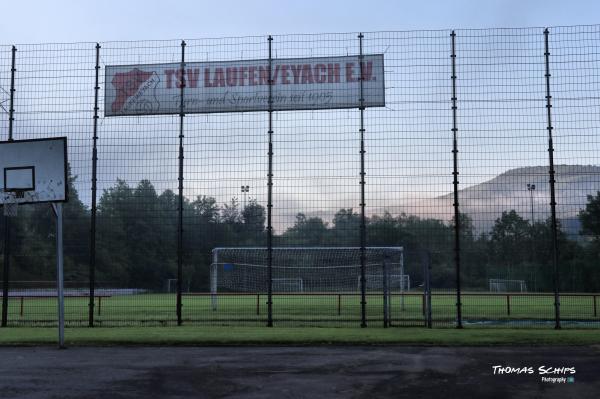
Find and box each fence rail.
[1,25,600,328]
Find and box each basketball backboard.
[0,137,68,205]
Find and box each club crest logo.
[111,68,160,114]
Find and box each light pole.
[527,184,536,224]
[241,185,249,209]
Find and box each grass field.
[2,291,598,327]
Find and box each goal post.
[489,278,528,292]
[166,279,178,293]
[210,246,404,312]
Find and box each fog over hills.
[431,165,600,234]
[278,165,600,236]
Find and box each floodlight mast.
[527,184,536,224]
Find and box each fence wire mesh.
[1,26,599,328]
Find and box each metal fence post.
[450,31,463,329]
[426,251,432,328]
[358,32,367,328]
[89,43,100,328]
[1,46,16,328]
[177,40,186,326]
[543,28,561,329]
[267,35,274,327]
[382,255,389,328]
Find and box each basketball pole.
[52,203,65,349]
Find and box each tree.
[11,164,89,281]
[283,213,329,245]
[221,198,242,224]
[96,179,177,289]
[367,212,404,246]
[490,210,531,267]
[580,191,600,240]
[192,195,219,223]
[241,199,266,244]
[332,208,360,245]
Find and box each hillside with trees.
[1,172,599,293]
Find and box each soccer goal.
[272,278,304,292]
[489,278,527,292]
[166,279,178,293]
[210,247,404,311]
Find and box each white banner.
[105,54,384,116]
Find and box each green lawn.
[2,292,598,327]
[1,326,600,346]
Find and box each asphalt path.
[0,346,598,398]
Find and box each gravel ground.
[0,346,598,398]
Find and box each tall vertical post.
[89,43,100,327]
[422,249,433,328]
[7,47,15,141]
[2,46,16,328]
[266,35,274,327]
[450,31,463,328]
[177,40,186,326]
[210,249,218,311]
[382,255,389,328]
[52,203,65,348]
[543,28,561,329]
[358,33,367,328]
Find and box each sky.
[1,0,600,43]
[0,0,599,231]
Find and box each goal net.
[272,278,304,292]
[360,274,410,291]
[210,247,404,309]
[489,278,527,292]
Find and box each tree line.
[2,174,600,292]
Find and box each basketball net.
[3,202,18,217]
[3,191,23,217]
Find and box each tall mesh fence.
[0,26,599,328]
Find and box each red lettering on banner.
[259,66,269,85]
[165,69,176,89]
[214,68,225,87]
[290,65,302,84]
[301,64,314,84]
[361,61,373,81]
[248,66,257,85]
[187,68,200,88]
[346,63,358,82]
[204,68,213,87]
[280,65,290,84]
[315,64,326,83]
[226,67,238,86]
[238,66,248,86]
[175,68,185,88]
[328,63,340,83]
[272,65,280,84]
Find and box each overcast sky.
[1,1,598,230]
[1,0,600,43]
